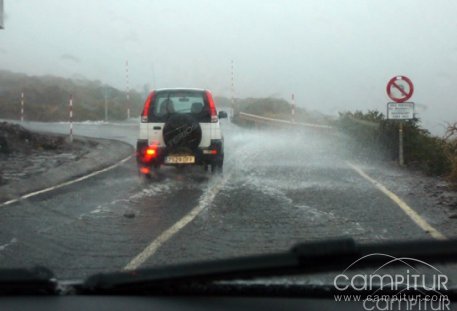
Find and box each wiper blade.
[83,238,457,294]
[0,266,57,295]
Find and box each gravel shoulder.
[0,122,133,202]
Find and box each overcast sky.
[1,0,457,134]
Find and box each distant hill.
[230,97,331,124]
[0,70,143,121]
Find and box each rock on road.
[0,119,455,280]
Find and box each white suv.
[136,88,227,176]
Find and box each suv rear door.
[141,89,214,148]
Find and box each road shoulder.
[0,135,133,203]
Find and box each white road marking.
[346,161,446,240]
[0,155,132,207]
[124,175,229,270]
[0,237,17,252]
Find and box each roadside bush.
[338,110,395,161]
[445,123,457,184]
[338,110,452,176]
[404,126,450,175]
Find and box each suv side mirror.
[218,111,228,119]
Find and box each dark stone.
[123,211,136,219]
[0,135,8,154]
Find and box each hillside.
[0,70,143,121]
[231,97,331,124]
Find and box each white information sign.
[387,102,414,120]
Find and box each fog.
[1,0,457,135]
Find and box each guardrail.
[237,112,334,130]
[345,116,379,129]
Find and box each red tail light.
[143,145,158,161]
[205,90,218,123]
[141,91,155,122]
[140,167,150,174]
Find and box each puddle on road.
[80,182,175,219]
[80,168,213,220]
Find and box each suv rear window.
[148,90,210,122]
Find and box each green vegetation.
[338,110,457,181]
[0,70,144,121]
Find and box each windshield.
[150,90,209,119]
[1,0,457,306]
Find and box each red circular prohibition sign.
[386,76,414,103]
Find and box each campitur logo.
[333,254,450,310]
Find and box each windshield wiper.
[0,266,57,295]
[82,238,457,295]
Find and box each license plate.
[165,155,195,164]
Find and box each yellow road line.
[346,161,446,240]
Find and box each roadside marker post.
[0,0,3,30]
[399,122,404,165]
[231,59,235,118]
[105,93,108,122]
[125,60,130,120]
[20,92,24,122]
[104,86,109,122]
[69,95,73,143]
[386,76,415,166]
[291,93,295,123]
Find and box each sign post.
[399,122,404,166]
[386,76,414,166]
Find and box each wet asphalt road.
[0,119,456,280]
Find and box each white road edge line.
[0,155,132,208]
[124,175,229,270]
[346,161,446,240]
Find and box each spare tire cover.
[163,114,202,151]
